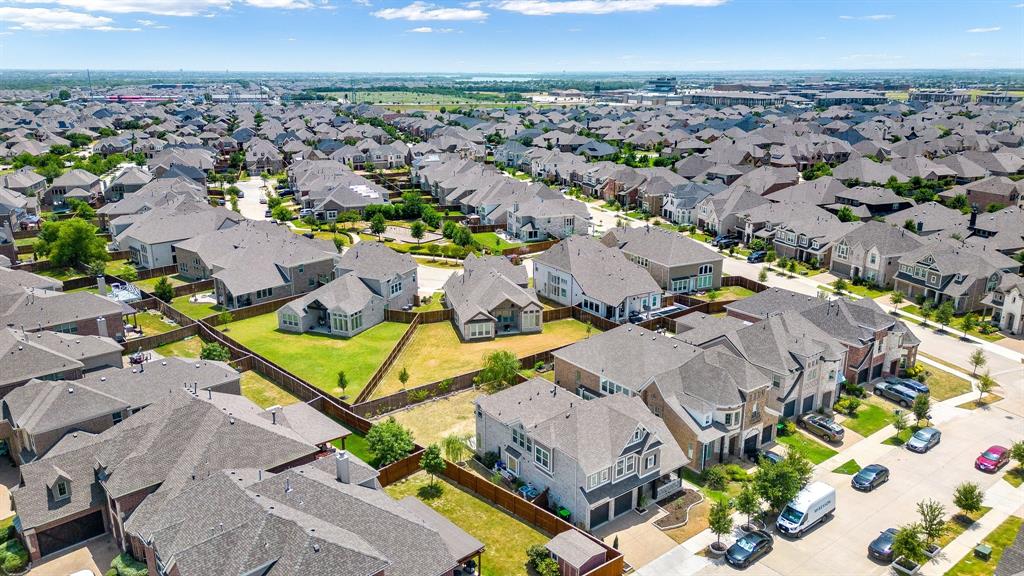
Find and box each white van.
[776,481,836,537]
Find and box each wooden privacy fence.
[171,279,214,298]
[502,238,559,257]
[376,449,424,487]
[133,264,179,281]
[355,315,422,404]
[723,274,768,293]
[467,223,503,233]
[122,324,200,354]
[384,307,452,324]
[542,306,572,322]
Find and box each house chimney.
[969,209,978,230]
[285,477,292,493]
[335,450,351,484]
[96,275,107,296]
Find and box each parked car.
[976,445,1010,472]
[885,376,929,395]
[264,209,272,218]
[259,196,268,204]
[874,380,918,407]
[776,482,836,537]
[868,528,899,562]
[298,208,313,217]
[906,427,941,453]
[236,190,244,198]
[798,413,845,443]
[712,233,737,247]
[748,449,784,465]
[726,530,774,568]
[852,464,890,491]
[717,237,740,249]
[747,250,767,263]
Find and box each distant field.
[328,90,512,107]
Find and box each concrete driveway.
[592,508,678,569]
[28,536,119,576]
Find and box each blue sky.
[0,0,1021,72]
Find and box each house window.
[724,412,733,426]
[326,210,337,220]
[535,445,551,471]
[581,298,601,314]
[587,468,610,490]
[505,453,520,476]
[645,454,657,469]
[330,313,348,333]
[282,312,300,328]
[390,281,403,296]
[772,374,782,388]
[55,322,78,334]
[671,277,691,293]
[697,264,713,289]
[469,323,493,339]
[632,426,646,443]
[55,480,69,500]
[512,427,532,452]
[350,311,363,332]
[255,288,273,299]
[112,412,123,425]
[600,378,632,397]
[298,265,304,274]
[869,253,877,266]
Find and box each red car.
[976,445,1009,472]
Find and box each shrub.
[0,539,27,573]
[702,465,729,491]
[107,570,119,576]
[481,451,500,469]
[844,382,866,398]
[835,396,861,416]
[111,552,148,576]
[777,419,797,437]
[724,463,751,483]
[526,544,549,571]
[200,342,231,361]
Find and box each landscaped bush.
[777,419,797,437]
[481,451,500,470]
[0,539,28,574]
[844,382,866,398]
[106,569,118,576]
[834,396,861,416]
[701,465,728,491]
[111,552,148,576]
[723,463,751,483]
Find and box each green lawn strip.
[240,371,300,409]
[841,399,894,437]
[104,259,134,277]
[37,266,87,282]
[152,336,203,358]
[170,294,223,320]
[831,459,861,475]
[413,292,445,312]
[471,232,523,252]
[923,364,974,401]
[943,513,1019,576]
[881,424,925,446]
[223,313,407,399]
[14,237,36,247]
[330,429,375,467]
[129,310,178,336]
[957,394,1003,410]
[776,431,838,464]
[936,507,994,549]
[518,369,555,382]
[1003,467,1024,488]
[133,274,189,293]
[692,285,755,302]
[385,472,549,576]
[898,305,1003,342]
[844,283,889,299]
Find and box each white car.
[69,571,95,576]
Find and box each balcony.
[654,473,682,501]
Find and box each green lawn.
[924,364,974,401]
[129,310,178,336]
[1004,467,1024,488]
[776,431,838,464]
[170,293,223,320]
[14,237,36,247]
[223,313,408,400]
[844,283,889,299]
[841,398,894,437]
[385,389,480,448]
[944,514,1021,576]
[882,424,924,446]
[331,429,375,467]
[240,370,300,409]
[152,336,203,358]
[898,305,1004,342]
[105,259,135,278]
[693,285,755,302]
[471,232,523,252]
[36,265,87,282]
[413,292,445,312]
[957,394,1003,410]
[679,467,745,503]
[937,507,993,549]
[832,459,861,475]
[134,274,189,293]
[374,319,593,398]
[385,472,549,576]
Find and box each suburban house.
[940,176,1022,211]
[892,238,1021,313]
[443,260,542,341]
[46,169,101,208]
[105,167,153,202]
[505,195,592,242]
[277,273,386,338]
[334,241,418,310]
[0,279,127,341]
[0,327,122,398]
[600,226,723,294]
[174,220,337,310]
[533,236,663,323]
[695,185,771,235]
[10,387,347,562]
[740,201,855,266]
[0,187,37,231]
[0,168,47,199]
[111,201,242,269]
[0,357,239,464]
[830,221,926,288]
[475,377,687,530]
[660,182,725,226]
[885,202,969,237]
[984,275,1024,336]
[828,186,915,220]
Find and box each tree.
[217,310,233,326]
[976,371,995,402]
[912,394,931,425]
[67,198,95,219]
[960,313,977,339]
[969,349,987,376]
[919,301,933,326]
[476,350,520,393]
[753,451,811,512]
[832,278,848,294]
[200,342,231,361]
[705,288,720,303]
[419,443,446,486]
[1009,440,1024,472]
[836,206,857,223]
[398,367,410,387]
[370,212,387,240]
[889,291,904,313]
[952,482,984,520]
[708,498,734,550]
[441,433,470,464]
[735,483,763,530]
[271,205,293,221]
[337,370,348,398]
[892,409,908,443]
[35,218,109,268]
[365,417,414,466]
[934,301,954,332]
[410,220,426,245]
[58,89,71,101]
[758,267,768,283]
[427,243,442,260]
[891,524,927,567]
[904,218,917,232]
[152,276,174,302]
[917,499,947,550]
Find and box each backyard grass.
[693,285,755,302]
[413,292,445,312]
[134,274,189,293]
[331,429,374,467]
[384,389,481,447]
[129,310,178,336]
[36,265,87,282]
[776,431,838,464]
[831,459,861,475]
[471,232,523,252]
[223,313,408,399]
[937,507,993,549]
[1004,467,1024,488]
[170,293,223,320]
[519,369,555,382]
[385,472,549,576]
[152,336,203,358]
[373,319,593,398]
[958,394,1003,410]
[944,514,1020,576]
[104,259,135,278]
[840,396,894,437]
[240,370,300,409]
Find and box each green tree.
[410,220,426,245]
[832,278,848,294]
[892,524,927,567]
[217,310,234,326]
[758,267,768,282]
[753,451,811,512]
[919,301,933,326]
[892,409,908,443]
[337,370,348,398]
[917,499,947,550]
[67,198,95,219]
[934,301,954,331]
[952,482,983,520]
[1009,440,1024,472]
[708,498,734,550]
[836,205,857,223]
[200,342,231,361]
[476,350,520,393]
[35,218,109,268]
[959,313,977,339]
[735,482,763,530]
[398,366,410,387]
[152,276,174,302]
[441,433,470,464]
[889,291,904,313]
[271,205,293,221]
[58,89,71,101]
[366,417,414,466]
[904,218,917,232]
[976,371,995,402]
[370,212,387,240]
[969,349,987,376]
[419,443,446,486]
[705,288,720,303]
[912,394,931,425]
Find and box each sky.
[0,0,1021,72]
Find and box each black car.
[852,464,890,491]
[748,449,784,465]
[712,233,737,247]
[717,237,740,249]
[798,413,845,443]
[726,530,773,568]
[868,528,898,562]
[747,250,767,263]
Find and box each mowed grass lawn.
[384,389,481,447]
[152,336,203,358]
[374,319,592,398]
[777,431,838,464]
[945,514,1022,576]
[385,472,548,576]
[223,313,407,399]
[129,310,178,336]
[693,285,755,301]
[240,370,300,409]
[840,396,895,437]
[471,232,523,251]
[134,274,189,293]
[170,293,223,320]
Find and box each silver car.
[906,427,941,453]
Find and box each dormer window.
[631,426,646,444]
[54,479,70,501]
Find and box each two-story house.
[830,220,926,288]
[334,240,419,310]
[506,195,592,242]
[600,226,723,295]
[740,201,857,267]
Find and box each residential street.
[234,177,271,221]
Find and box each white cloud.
[351,0,371,5]
[135,18,168,27]
[3,0,231,17]
[408,25,455,32]
[373,1,486,20]
[966,26,1000,33]
[838,14,894,20]
[244,0,315,8]
[0,6,121,30]
[495,0,723,15]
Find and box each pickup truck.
[873,380,918,407]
